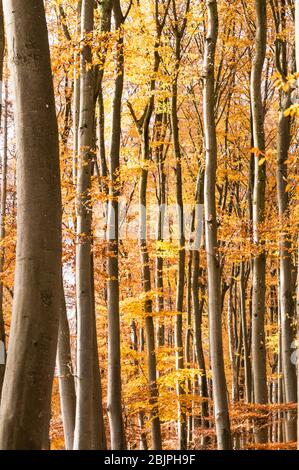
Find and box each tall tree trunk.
[74,0,104,449]
[107,0,126,449]
[0,0,62,449]
[139,134,162,449]
[270,0,297,441]
[203,0,232,450]
[155,109,167,347]
[251,0,268,444]
[171,34,187,451]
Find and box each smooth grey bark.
[273,2,297,439]
[96,0,112,189]
[0,0,62,449]
[57,283,76,450]
[170,0,190,450]
[250,0,268,444]
[74,0,106,450]
[73,1,82,186]
[203,0,232,450]
[106,0,126,450]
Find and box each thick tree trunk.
[0,0,62,449]
[277,93,297,442]
[203,0,232,450]
[270,0,297,441]
[251,0,268,444]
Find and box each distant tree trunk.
[57,283,76,450]
[250,0,268,444]
[107,0,126,449]
[90,250,107,450]
[171,34,187,451]
[139,129,162,450]
[191,173,209,447]
[203,0,232,450]
[155,109,167,347]
[0,0,62,449]
[240,262,251,403]
[131,320,148,449]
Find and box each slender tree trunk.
[107,0,126,449]
[73,1,82,186]
[270,0,297,441]
[203,0,232,450]
[155,109,167,347]
[57,282,76,450]
[276,90,297,442]
[251,0,268,444]
[240,262,252,403]
[0,0,62,449]
[74,0,98,449]
[171,34,187,451]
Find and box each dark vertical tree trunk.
[107,0,126,449]
[251,0,268,444]
[203,0,232,450]
[0,0,62,449]
[271,0,297,441]
[73,0,96,450]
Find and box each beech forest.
[0,0,298,452]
